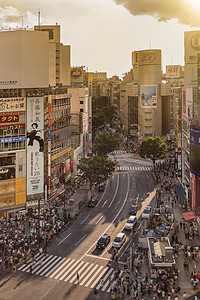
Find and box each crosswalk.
[110,150,127,155]
[17,253,123,292]
[116,166,153,172]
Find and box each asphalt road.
[0,151,155,300]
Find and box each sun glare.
[187,0,200,10]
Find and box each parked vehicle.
[96,234,111,249]
[112,233,126,248]
[99,182,105,191]
[124,216,137,230]
[142,206,151,219]
[129,205,138,216]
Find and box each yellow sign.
[51,147,71,161]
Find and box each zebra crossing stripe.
[99,268,114,291]
[43,257,66,277]
[85,265,105,288]
[90,267,108,288]
[77,263,94,283]
[57,259,80,281]
[49,257,70,278]
[31,255,53,274]
[107,270,123,293]
[79,264,99,286]
[35,255,59,275]
[17,252,42,271]
[84,265,102,287]
[64,260,85,282]
[69,261,90,283]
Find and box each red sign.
[0,123,25,129]
[63,159,71,173]
[178,147,181,155]
[71,68,82,79]
[141,54,157,64]
[89,117,92,134]
[0,115,19,123]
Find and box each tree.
[93,133,120,157]
[77,156,116,189]
[139,137,167,170]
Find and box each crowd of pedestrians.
[0,204,66,274]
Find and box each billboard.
[27,97,44,196]
[166,65,180,78]
[182,88,187,117]
[184,31,200,64]
[139,50,161,66]
[190,126,200,176]
[140,85,157,108]
[0,97,25,112]
[70,67,84,83]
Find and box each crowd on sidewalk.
[103,156,200,299]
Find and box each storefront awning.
[174,184,186,202]
[182,211,197,221]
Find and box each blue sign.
[48,129,51,140]
[0,136,26,143]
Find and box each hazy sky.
[1,0,200,78]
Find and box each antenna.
[38,10,41,29]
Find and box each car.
[129,205,138,216]
[87,199,98,207]
[99,182,105,191]
[142,206,151,219]
[124,216,137,230]
[96,234,111,249]
[112,233,126,248]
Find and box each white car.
[112,233,126,248]
[124,216,137,230]
[142,206,151,219]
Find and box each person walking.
[76,272,80,283]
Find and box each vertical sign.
[27,97,44,195]
[48,96,51,195]
[88,96,92,154]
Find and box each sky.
[1,0,200,78]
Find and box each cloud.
[0,6,27,24]
[113,0,200,27]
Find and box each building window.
[19,165,22,171]
[80,101,84,104]
[80,109,83,112]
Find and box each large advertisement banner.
[0,97,26,112]
[190,126,200,177]
[27,97,44,196]
[140,85,157,108]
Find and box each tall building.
[183,31,200,210]
[0,28,72,213]
[34,25,71,87]
[120,49,163,140]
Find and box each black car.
[96,234,111,249]
[87,199,98,207]
[129,205,137,216]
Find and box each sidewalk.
[124,173,200,300]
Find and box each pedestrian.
[183,291,187,298]
[76,272,80,283]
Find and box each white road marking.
[102,200,107,208]
[79,173,129,262]
[81,215,90,224]
[58,233,71,245]
[95,215,104,225]
[75,234,87,247]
